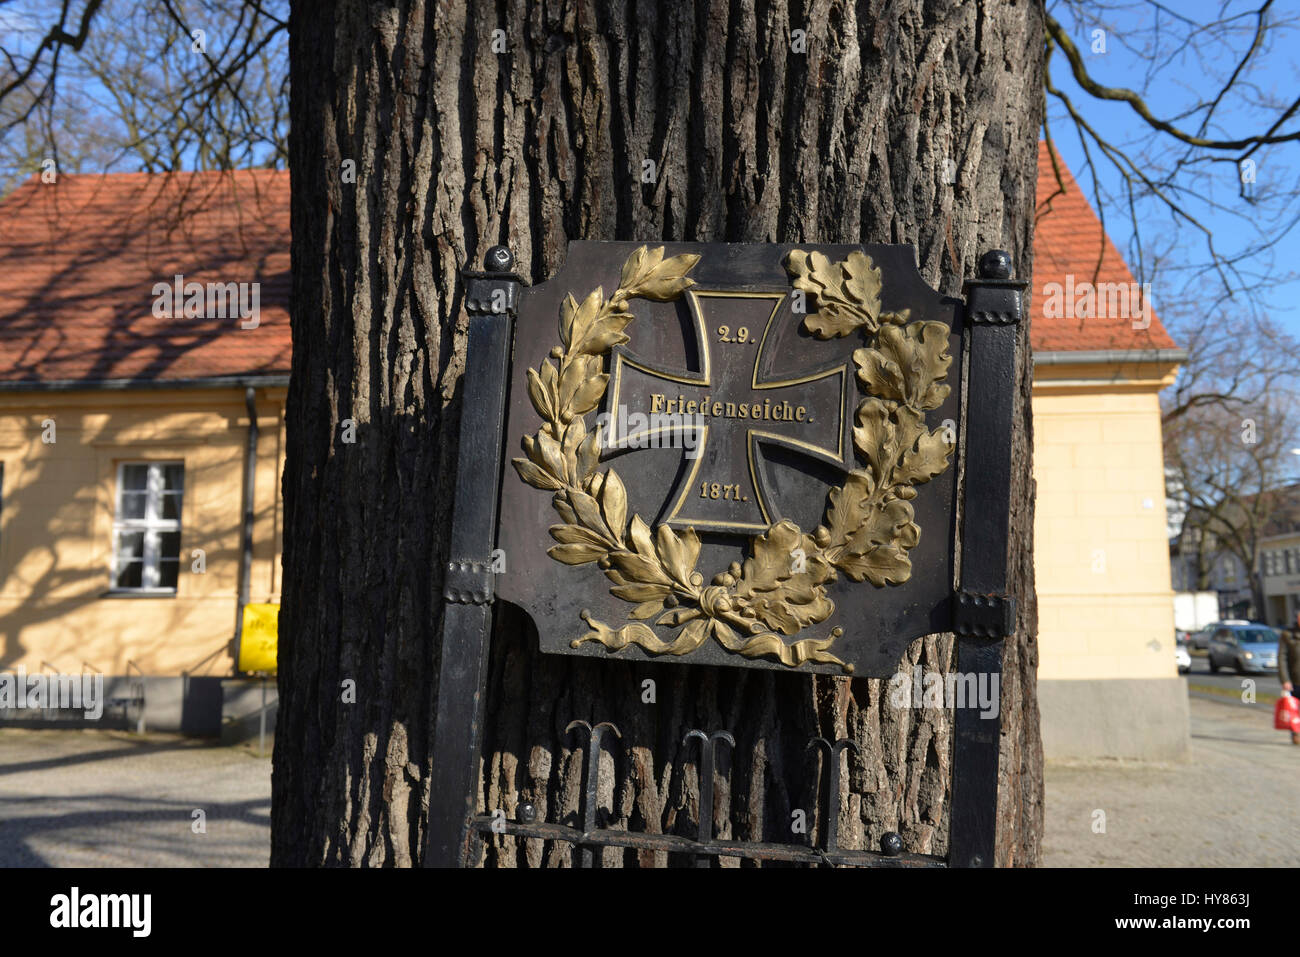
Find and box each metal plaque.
[494,241,965,677]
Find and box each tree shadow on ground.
[0,796,271,867]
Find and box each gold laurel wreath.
[512,245,955,673]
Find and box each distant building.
[1257,492,1300,626]
[1169,531,1253,619]
[1170,484,1300,624]
[1261,529,1300,626]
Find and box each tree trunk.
[274,0,1044,867]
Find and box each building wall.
[1031,371,1188,759]
[0,387,284,726]
[1261,531,1300,627]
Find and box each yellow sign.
[238,603,279,673]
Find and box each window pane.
[162,464,185,492]
[119,491,147,520]
[158,531,181,561]
[158,560,180,589]
[159,492,183,521]
[121,464,149,491]
[115,561,143,589]
[114,531,144,589]
[116,530,144,561]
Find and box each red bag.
[1275,692,1300,732]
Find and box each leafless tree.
[0,0,287,194]
[1045,0,1300,316]
[1166,394,1300,614]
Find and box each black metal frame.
[424,247,521,868]
[948,249,1028,868]
[424,246,1024,868]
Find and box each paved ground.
[1043,693,1299,867]
[0,689,1292,867]
[0,728,271,867]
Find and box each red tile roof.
[0,149,1174,385]
[0,170,290,383]
[1032,141,1178,353]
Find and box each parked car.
[1174,642,1191,674]
[1190,619,1251,650]
[1206,623,1280,674]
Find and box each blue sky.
[1045,1,1300,342]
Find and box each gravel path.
[1,692,1291,867]
[0,728,271,867]
[1044,694,1299,867]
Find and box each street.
[1182,650,1284,714]
[1044,693,1298,867]
[0,679,1293,867]
[0,729,271,867]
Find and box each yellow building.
[1029,146,1188,759]
[0,154,1187,754]
[0,172,289,732]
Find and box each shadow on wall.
[0,443,280,672]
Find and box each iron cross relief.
[602,289,852,535]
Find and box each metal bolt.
[518,802,537,824]
[485,245,514,273]
[881,831,902,856]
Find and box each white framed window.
[111,462,184,593]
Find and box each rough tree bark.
[273,0,1043,867]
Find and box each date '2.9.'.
[716,325,754,344]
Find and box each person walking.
[1280,611,1300,746]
